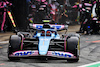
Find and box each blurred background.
[7,0,78,30]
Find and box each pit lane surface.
[0,29,100,67]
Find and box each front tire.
[66,36,80,62]
[8,35,21,61]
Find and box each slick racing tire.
[66,36,80,62]
[8,35,21,61]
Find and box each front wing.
[9,50,77,59]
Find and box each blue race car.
[8,21,80,62]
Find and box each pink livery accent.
[4,2,6,6]
[41,0,46,2]
[10,50,38,56]
[33,24,65,30]
[40,5,46,8]
[1,12,6,31]
[10,50,76,58]
[79,4,82,8]
[21,37,24,50]
[33,24,43,28]
[72,5,77,8]
[82,8,85,11]
[64,36,68,51]
[10,3,12,6]
[20,34,24,50]
[83,22,86,24]
[84,3,92,6]
[96,21,100,23]
[44,2,48,5]
[50,11,55,15]
[0,2,4,8]
[86,7,91,10]
[5,1,12,6]
[48,51,74,57]
[80,10,82,12]
[6,1,9,4]
[93,18,97,20]
[0,1,12,31]
[93,1,96,4]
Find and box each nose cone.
[39,46,49,55]
[38,37,51,55]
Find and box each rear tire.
[8,35,21,61]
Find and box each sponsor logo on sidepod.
[14,51,34,56]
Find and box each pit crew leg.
[1,12,6,31]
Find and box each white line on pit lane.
[0,41,9,44]
[78,61,100,67]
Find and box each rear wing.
[29,23,68,31]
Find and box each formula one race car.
[8,20,80,62]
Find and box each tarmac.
[0,25,80,44]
